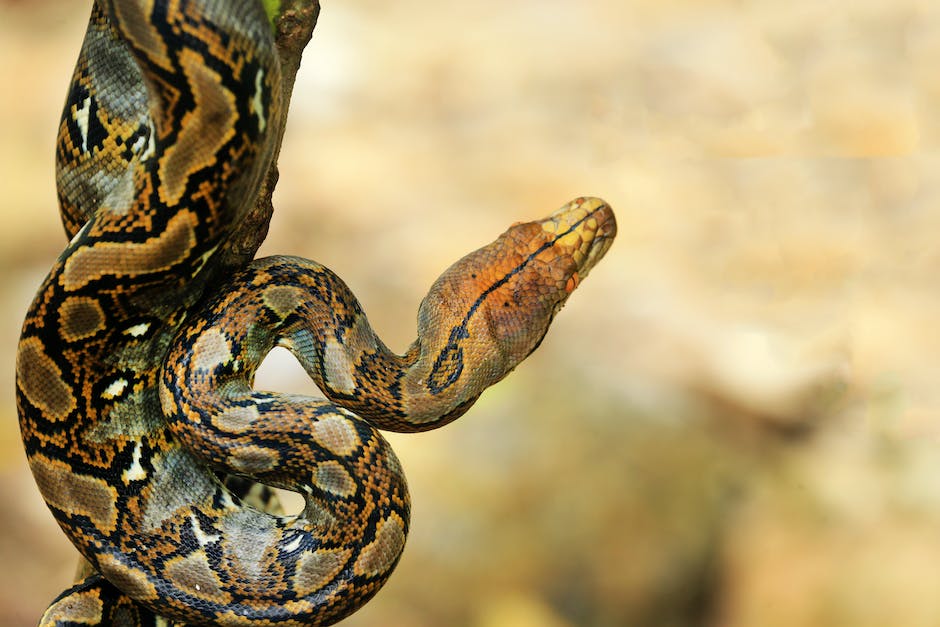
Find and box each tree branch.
[222,0,321,268]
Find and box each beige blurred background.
[2,0,940,625]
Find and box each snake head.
[417,197,616,401]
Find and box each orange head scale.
[416,197,617,396]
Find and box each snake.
[14,1,616,625]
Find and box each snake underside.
[15,1,616,625]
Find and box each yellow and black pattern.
[16,1,616,625]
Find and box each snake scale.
[15,1,616,625]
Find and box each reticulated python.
[15,1,616,625]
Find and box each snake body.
[16,1,616,625]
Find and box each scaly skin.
[17,0,616,625]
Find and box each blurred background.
[2,0,939,625]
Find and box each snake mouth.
[581,206,616,281]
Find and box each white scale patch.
[191,243,220,277]
[130,118,157,161]
[124,322,151,337]
[74,96,91,152]
[251,68,266,132]
[282,535,304,554]
[219,489,236,510]
[102,378,128,400]
[122,442,147,483]
[190,514,221,546]
[67,220,92,247]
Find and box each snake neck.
[185,255,487,434]
[307,327,484,434]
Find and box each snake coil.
[15,1,616,625]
